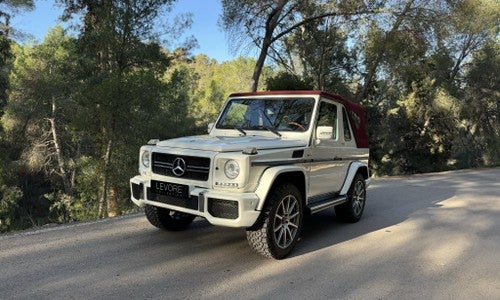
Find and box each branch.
[267,43,294,73]
[271,9,381,43]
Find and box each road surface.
[1,168,499,299]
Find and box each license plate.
[151,180,189,199]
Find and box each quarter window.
[342,107,352,141]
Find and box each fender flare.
[339,161,370,195]
[254,165,307,211]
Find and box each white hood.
[156,135,307,152]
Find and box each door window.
[317,101,338,140]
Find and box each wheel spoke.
[278,202,284,216]
[289,211,300,219]
[353,203,360,215]
[355,182,364,195]
[287,226,296,241]
[276,227,284,244]
[285,196,291,214]
[282,227,287,247]
[287,200,297,215]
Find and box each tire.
[246,183,303,259]
[144,205,195,231]
[335,173,366,223]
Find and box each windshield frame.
[215,96,316,134]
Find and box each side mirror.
[207,122,215,134]
[316,126,333,141]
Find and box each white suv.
[130,90,370,259]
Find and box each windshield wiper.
[265,126,282,138]
[234,126,247,136]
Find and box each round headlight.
[224,160,240,179]
[141,150,150,168]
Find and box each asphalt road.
[1,168,499,299]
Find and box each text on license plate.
[151,180,188,199]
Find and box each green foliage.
[265,72,314,90]
[357,0,500,175]
[0,185,22,232]
[71,156,102,220]
[168,54,274,129]
[462,41,500,166]
[0,0,34,110]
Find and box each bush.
[0,185,23,232]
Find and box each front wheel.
[246,183,303,259]
[144,205,195,231]
[335,173,366,223]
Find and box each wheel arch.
[339,162,370,195]
[254,166,306,211]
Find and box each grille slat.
[152,153,210,181]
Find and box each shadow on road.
[292,175,458,258]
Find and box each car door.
[308,100,349,202]
[334,105,358,182]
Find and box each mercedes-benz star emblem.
[172,158,186,177]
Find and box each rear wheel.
[246,183,303,259]
[335,173,366,223]
[144,205,195,231]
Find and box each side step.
[308,195,348,214]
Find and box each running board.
[308,195,348,214]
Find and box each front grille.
[208,198,239,219]
[152,153,210,181]
[147,188,199,210]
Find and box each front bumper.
[130,176,261,228]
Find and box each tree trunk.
[107,185,119,217]
[250,0,289,92]
[251,37,273,92]
[98,138,113,218]
[50,97,73,197]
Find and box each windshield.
[216,97,315,132]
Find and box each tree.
[7,26,77,189]
[0,0,34,111]
[361,0,499,174]
[355,0,416,102]
[220,0,379,92]
[58,0,196,218]
[265,71,313,90]
[170,54,274,130]
[463,40,500,166]
[2,26,80,223]
[280,12,356,95]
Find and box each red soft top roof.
[228,90,369,148]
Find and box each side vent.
[292,150,304,158]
